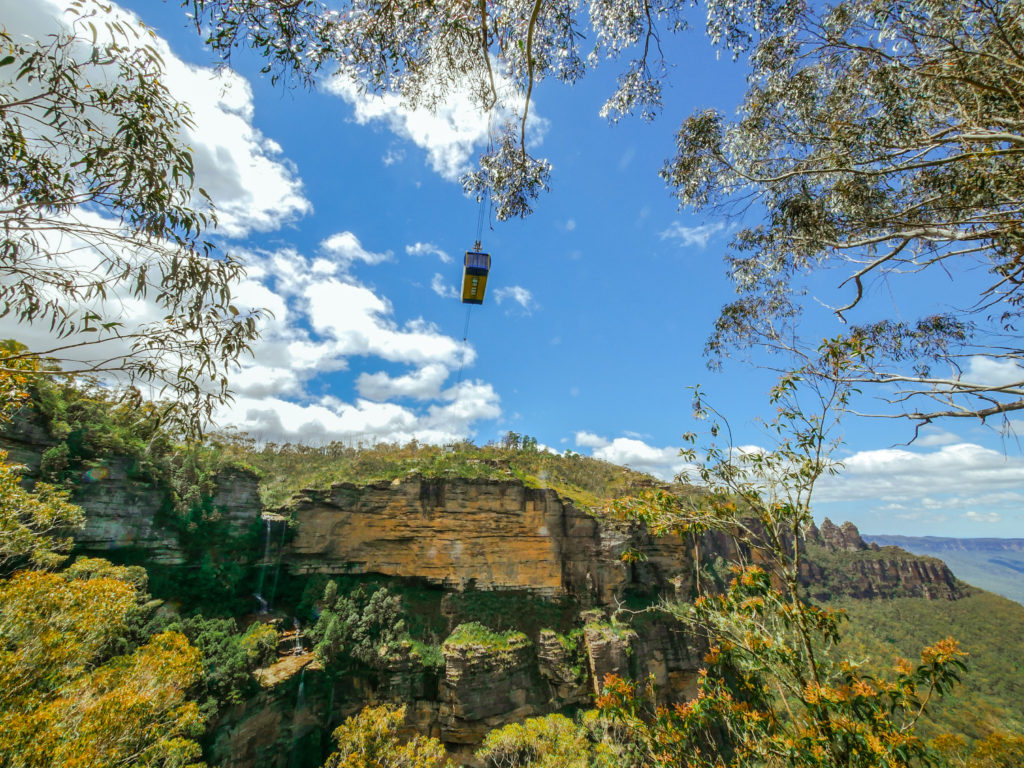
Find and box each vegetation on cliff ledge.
[219,434,673,510]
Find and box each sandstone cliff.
[806,518,962,600]
[283,477,643,604]
[1,405,261,565]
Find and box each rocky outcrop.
[805,520,962,600]
[217,612,703,766]
[72,464,261,564]
[808,553,961,600]
[72,457,183,564]
[0,406,262,563]
[583,622,636,696]
[0,407,54,473]
[285,478,642,604]
[439,634,542,744]
[812,518,869,551]
[536,630,589,705]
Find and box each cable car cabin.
[461,250,491,304]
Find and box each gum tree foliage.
[604,375,968,767]
[153,614,279,716]
[311,581,406,672]
[183,0,775,220]
[476,712,622,768]
[0,356,85,575]
[323,704,451,768]
[0,449,85,575]
[663,0,1024,425]
[1,0,261,437]
[0,559,205,768]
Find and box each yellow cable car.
[461,250,490,304]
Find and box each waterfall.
[288,668,307,768]
[268,519,287,610]
[292,617,304,656]
[254,518,271,614]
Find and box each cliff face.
[285,478,645,604]
[0,407,261,564]
[805,518,962,600]
[286,484,962,605]
[863,534,1024,605]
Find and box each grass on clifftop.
[13,377,681,512]
[443,622,530,653]
[217,436,672,510]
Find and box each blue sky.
[7,0,1024,538]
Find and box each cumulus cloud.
[172,68,310,238]
[9,0,310,240]
[575,433,686,480]
[356,363,450,401]
[222,378,500,446]
[431,273,459,299]
[1,1,502,448]
[209,244,496,443]
[660,221,725,248]
[912,426,961,447]
[321,232,392,266]
[818,443,1024,503]
[815,441,1024,532]
[325,75,546,183]
[495,285,537,314]
[406,242,453,263]
[575,431,610,449]
[961,356,1024,387]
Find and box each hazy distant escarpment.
[864,535,1024,605]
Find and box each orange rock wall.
[287,478,623,598]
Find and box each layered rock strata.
[285,478,639,604]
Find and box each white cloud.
[565,219,576,232]
[223,377,500,446]
[0,1,502,448]
[961,356,1024,387]
[495,285,537,314]
[814,442,1024,535]
[174,67,310,238]
[660,221,725,248]
[356,363,450,401]
[320,232,392,266]
[575,433,685,480]
[575,431,610,449]
[10,0,311,240]
[431,273,459,299]
[912,426,960,447]
[965,510,1002,523]
[406,242,453,263]
[305,281,463,366]
[382,147,405,166]
[210,243,496,443]
[325,74,546,183]
[819,443,1024,503]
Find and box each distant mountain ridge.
[863,535,1024,605]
